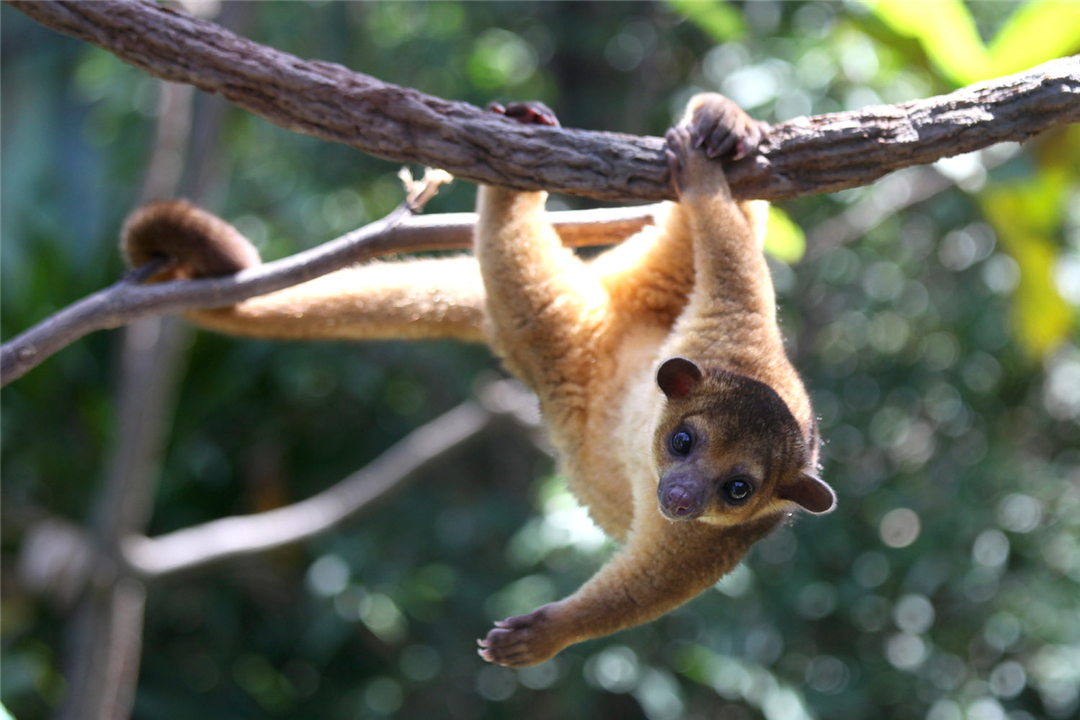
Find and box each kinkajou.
[121,93,835,668]
[471,96,834,666]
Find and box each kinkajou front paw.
[477,602,566,667]
[666,122,730,202]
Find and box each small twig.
[121,381,539,579]
[401,167,455,212]
[122,256,175,283]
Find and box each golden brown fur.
[122,200,261,280]
[185,256,488,343]
[120,94,835,668]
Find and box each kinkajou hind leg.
[474,103,609,428]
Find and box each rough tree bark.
[9,0,1080,202]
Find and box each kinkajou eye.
[669,427,694,456]
[723,477,754,503]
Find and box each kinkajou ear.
[656,357,703,399]
[779,473,837,514]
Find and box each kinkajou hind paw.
[488,100,560,128]
[685,93,769,160]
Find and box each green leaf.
[867,0,990,85]
[981,172,1075,357]
[668,0,745,42]
[868,0,1080,86]
[988,0,1080,77]
[763,206,806,264]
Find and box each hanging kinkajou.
[122,93,836,667]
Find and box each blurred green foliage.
[2,2,1079,720]
[870,0,1080,84]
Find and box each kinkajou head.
[653,356,835,527]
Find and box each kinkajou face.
[653,357,831,527]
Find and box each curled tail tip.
[121,199,261,280]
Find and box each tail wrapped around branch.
[120,201,488,344]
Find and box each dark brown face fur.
[653,367,816,525]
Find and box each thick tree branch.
[10,1,1080,202]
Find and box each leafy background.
[2,2,1079,719]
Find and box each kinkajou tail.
[120,200,488,343]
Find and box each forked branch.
[19,380,542,585]
[121,380,541,578]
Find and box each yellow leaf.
[866,0,991,85]
[667,0,745,42]
[982,175,1074,357]
[988,1,1080,77]
[764,206,806,264]
[867,0,1080,86]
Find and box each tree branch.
[56,71,212,720]
[10,1,1080,202]
[120,381,541,579]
